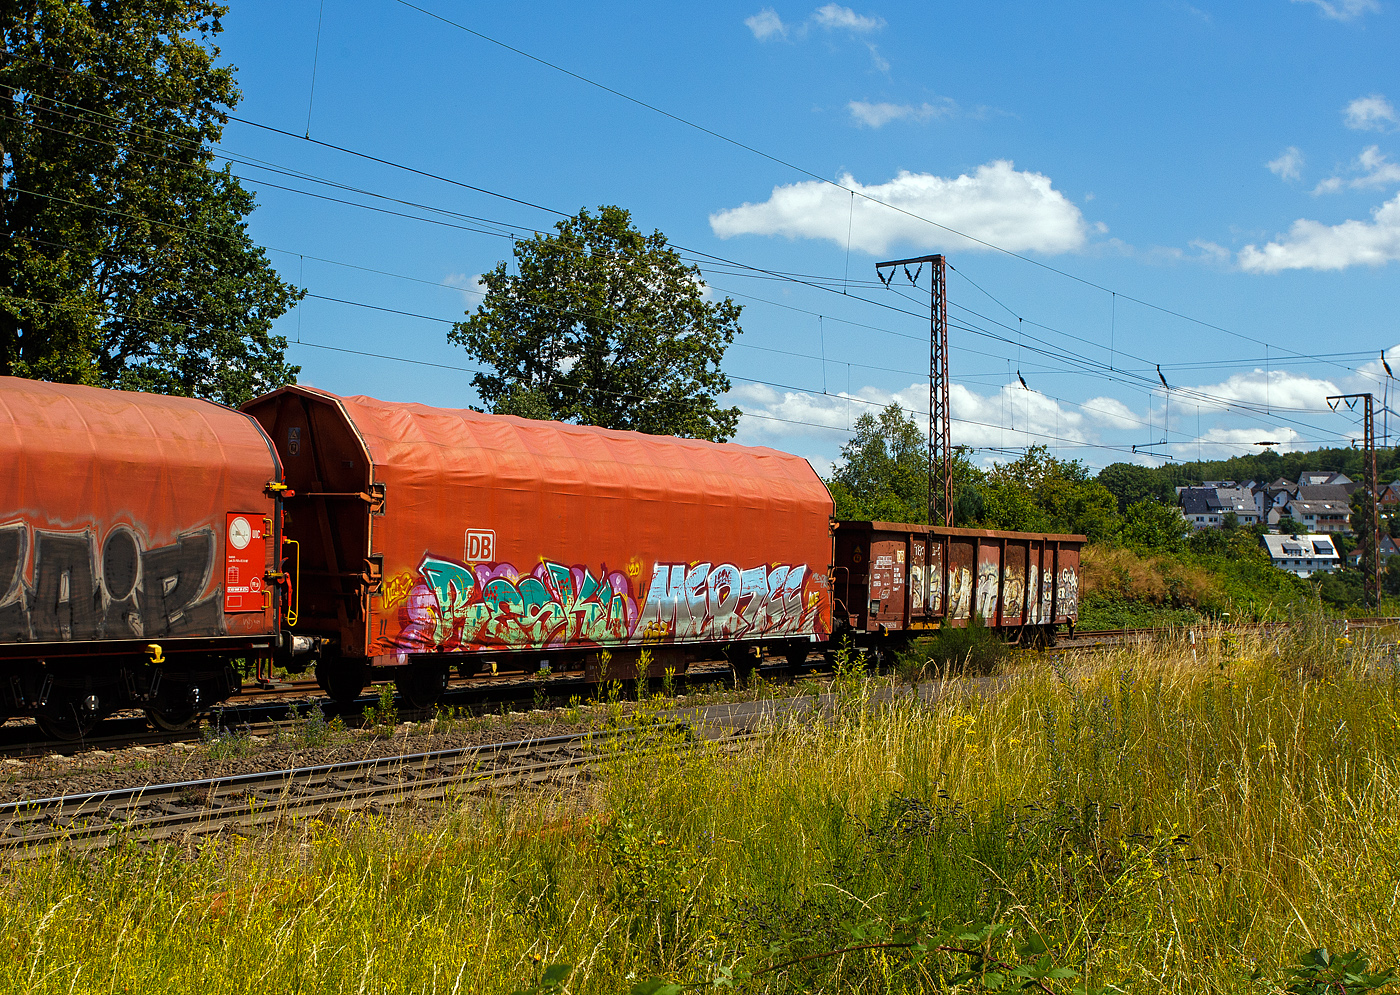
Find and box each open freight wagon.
[831,521,1085,652]
[242,386,835,703]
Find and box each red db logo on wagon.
[464,529,496,563]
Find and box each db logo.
[464,529,496,562]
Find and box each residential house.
[1299,471,1353,488]
[1347,535,1400,566]
[1261,533,1340,577]
[1283,495,1351,533]
[1253,477,1298,529]
[1179,484,1261,528]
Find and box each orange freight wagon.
[242,386,834,703]
[0,378,284,736]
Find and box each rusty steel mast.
[876,254,951,527]
[1327,392,1380,606]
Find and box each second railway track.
[0,724,759,850]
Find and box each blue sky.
[218,0,1400,473]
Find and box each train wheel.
[144,681,205,731]
[725,644,756,687]
[316,658,368,703]
[397,662,450,710]
[145,704,199,732]
[35,706,99,742]
[785,641,812,674]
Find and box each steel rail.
[0,724,758,849]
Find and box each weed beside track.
[2,625,1399,992]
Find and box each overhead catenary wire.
[3,58,1383,390]
[2,58,1388,462]
[381,0,1380,383]
[4,152,1361,452]
[4,74,1387,408]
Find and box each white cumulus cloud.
[1267,146,1304,180]
[1315,145,1400,193]
[729,379,1097,455]
[745,7,788,40]
[1293,0,1381,21]
[1186,370,1340,412]
[1238,192,1400,271]
[1079,396,1141,429]
[1177,426,1307,457]
[812,4,885,32]
[710,161,1088,256]
[1345,94,1397,131]
[848,98,957,127]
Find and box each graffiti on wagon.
[386,554,828,656]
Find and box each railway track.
[1059,617,1400,651]
[0,724,759,850]
[0,658,776,759]
[9,619,1395,755]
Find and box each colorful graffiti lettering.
[634,561,818,641]
[1002,565,1026,621]
[949,566,972,620]
[975,560,1000,621]
[386,554,825,659]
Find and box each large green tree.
[452,205,741,441]
[1097,461,1175,513]
[1,1,301,404]
[979,446,1120,541]
[826,402,982,524]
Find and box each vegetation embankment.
[826,405,1400,626]
[4,627,1400,992]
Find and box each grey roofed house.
[1255,478,1298,515]
[1284,496,1351,533]
[1179,485,1260,528]
[1261,532,1340,576]
[1348,535,1400,565]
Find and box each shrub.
[895,615,1006,681]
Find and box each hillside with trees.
[829,403,1396,627]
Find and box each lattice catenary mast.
[1327,392,1380,607]
[876,253,951,527]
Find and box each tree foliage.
[1,0,302,404]
[1097,462,1174,513]
[978,447,1120,540]
[451,205,742,441]
[826,403,980,524]
[1121,497,1190,553]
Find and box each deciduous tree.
[451,206,741,441]
[826,402,982,524]
[1,1,301,403]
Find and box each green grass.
[4,625,1400,992]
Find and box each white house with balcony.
[1261,533,1340,577]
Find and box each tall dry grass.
[1,622,1399,992]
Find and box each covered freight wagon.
[242,386,834,703]
[832,521,1085,651]
[0,378,285,737]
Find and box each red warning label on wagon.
[224,512,266,613]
